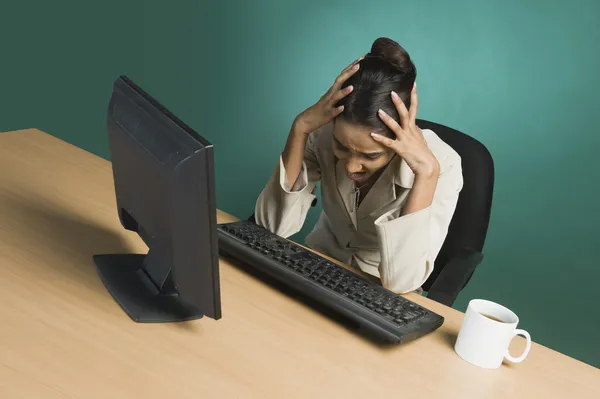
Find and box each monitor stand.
[93,248,204,323]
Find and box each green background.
[2,0,599,367]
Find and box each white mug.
[454,299,532,369]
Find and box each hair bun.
[369,37,412,72]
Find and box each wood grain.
[1,129,598,399]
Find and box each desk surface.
[1,129,598,399]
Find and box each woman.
[255,37,463,294]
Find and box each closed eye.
[334,138,348,152]
[363,153,383,160]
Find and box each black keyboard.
[216,220,444,344]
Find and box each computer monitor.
[93,75,222,323]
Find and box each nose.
[346,158,363,174]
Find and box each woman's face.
[332,118,395,184]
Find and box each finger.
[330,85,354,104]
[370,132,398,151]
[390,91,410,129]
[377,109,404,139]
[331,105,344,117]
[408,83,418,126]
[342,56,365,73]
[332,61,361,91]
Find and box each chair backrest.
[416,119,495,292]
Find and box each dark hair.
[337,37,416,137]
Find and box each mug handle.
[504,329,532,363]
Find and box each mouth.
[347,172,370,183]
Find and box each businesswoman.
[255,37,463,294]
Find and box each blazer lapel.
[356,159,397,220]
[356,156,417,220]
[335,159,358,228]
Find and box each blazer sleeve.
[254,133,321,238]
[372,154,464,294]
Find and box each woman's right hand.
[293,56,363,135]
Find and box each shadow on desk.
[1,193,205,332]
[0,193,135,295]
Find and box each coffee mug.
[454,299,531,369]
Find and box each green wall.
[2,0,599,367]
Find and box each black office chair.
[248,119,494,307]
[416,119,494,306]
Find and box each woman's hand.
[371,85,440,179]
[282,57,362,188]
[293,56,363,135]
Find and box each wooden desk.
[1,129,598,399]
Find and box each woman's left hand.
[371,85,440,178]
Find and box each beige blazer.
[255,122,463,294]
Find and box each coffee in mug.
[481,313,505,323]
[455,299,531,369]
